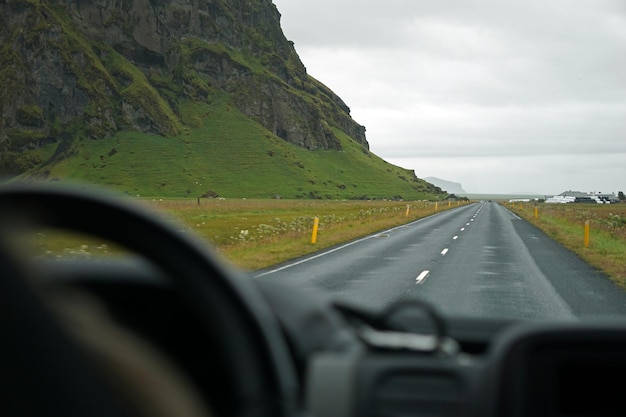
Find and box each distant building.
[559,190,588,198]
[545,191,619,204]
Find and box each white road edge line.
[502,206,522,220]
[415,270,430,284]
[441,248,449,255]
[254,211,440,278]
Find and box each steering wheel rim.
[0,183,299,417]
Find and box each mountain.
[0,0,444,200]
[424,177,466,194]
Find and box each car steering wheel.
[0,184,299,417]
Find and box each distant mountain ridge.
[424,177,466,194]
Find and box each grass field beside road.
[149,198,465,270]
[507,202,626,289]
[33,198,467,271]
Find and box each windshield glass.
[1,0,625,322]
[265,0,626,320]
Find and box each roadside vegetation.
[14,95,442,201]
[507,202,626,289]
[32,198,467,270]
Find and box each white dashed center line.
[441,248,449,255]
[415,270,430,284]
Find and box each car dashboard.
[36,257,626,417]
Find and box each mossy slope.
[0,0,443,199]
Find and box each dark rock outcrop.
[0,0,368,156]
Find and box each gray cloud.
[274,0,626,194]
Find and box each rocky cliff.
[0,0,368,169]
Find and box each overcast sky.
[272,0,626,195]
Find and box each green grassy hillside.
[1,1,442,200]
[22,96,441,200]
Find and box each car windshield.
[1,0,625,322]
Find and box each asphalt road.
[255,202,626,320]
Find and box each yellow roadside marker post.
[311,216,320,244]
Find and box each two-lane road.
[256,202,626,320]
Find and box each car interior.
[1,184,626,417]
